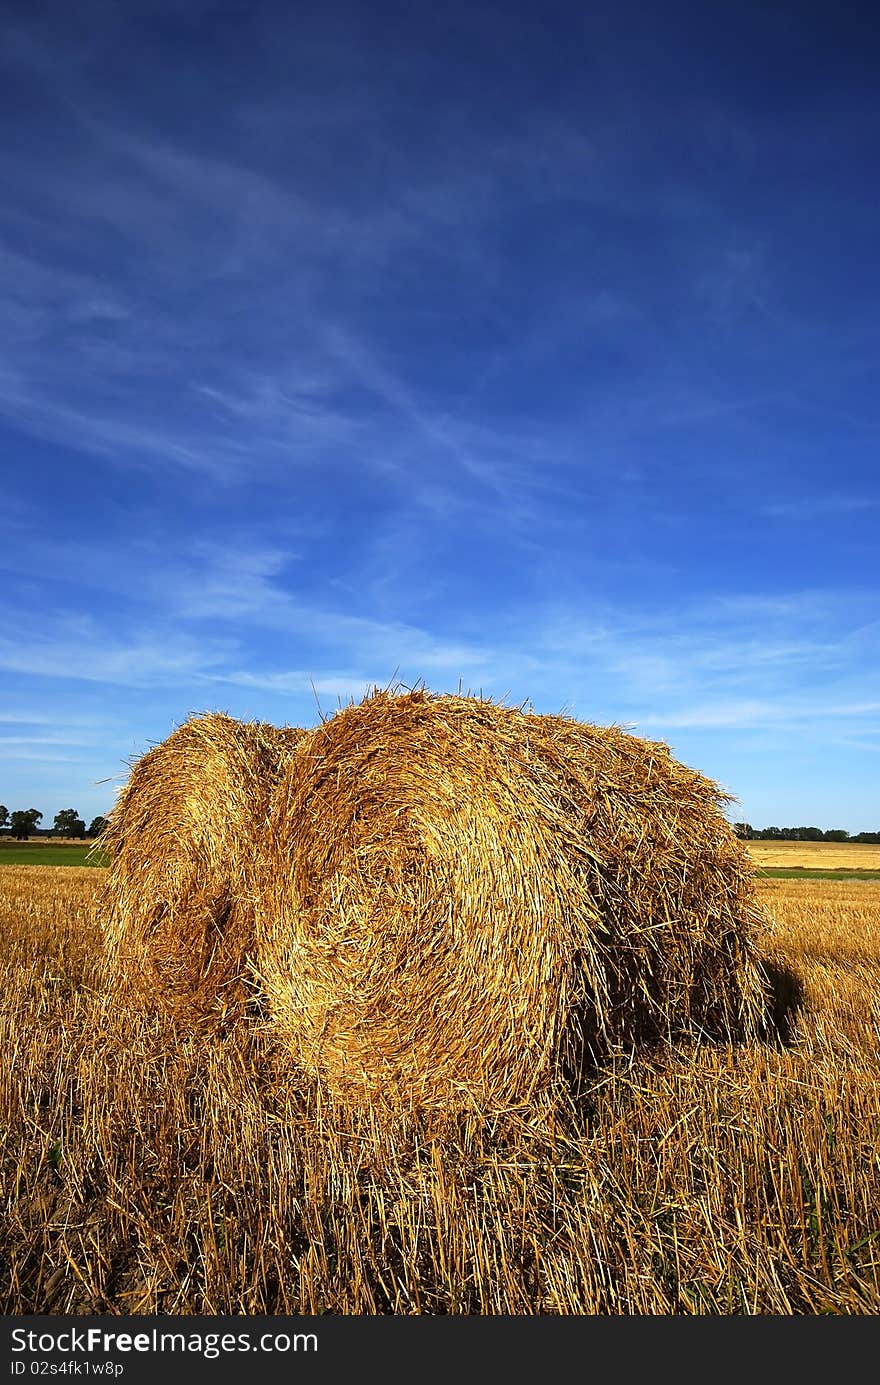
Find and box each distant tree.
[744,825,873,842]
[54,808,86,838]
[88,815,109,838]
[0,805,8,830]
[10,809,42,839]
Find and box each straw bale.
[257,689,767,1112]
[101,712,305,1023]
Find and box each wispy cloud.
[212,670,378,702]
[0,751,94,765]
[761,495,880,519]
[0,623,236,689]
[2,4,878,831]
[633,698,880,731]
[0,733,100,747]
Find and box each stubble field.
[745,840,880,872]
[2,863,879,1314]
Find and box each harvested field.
[101,712,304,1025]
[2,864,880,1314]
[746,840,880,871]
[258,690,767,1113]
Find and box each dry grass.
[258,690,766,1113]
[3,863,880,1314]
[101,713,304,1026]
[746,841,880,871]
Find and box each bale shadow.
[561,955,807,1116]
[756,958,805,1048]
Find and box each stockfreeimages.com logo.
[11,1327,316,1365]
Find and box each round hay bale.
[257,688,767,1112]
[101,712,305,1024]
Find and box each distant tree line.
[0,806,108,840]
[2,801,876,844]
[733,823,880,844]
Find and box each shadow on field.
[757,958,805,1048]
[560,956,807,1113]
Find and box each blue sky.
[1,0,878,831]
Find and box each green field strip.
[0,845,109,867]
[2,846,879,879]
